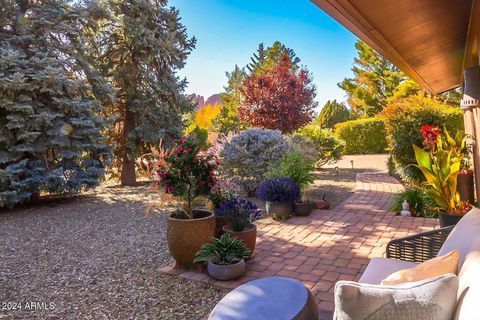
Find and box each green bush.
[390,187,435,217]
[265,150,315,189]
[295,125,344,166]
[334,117,387,154]
[384,96,464,183]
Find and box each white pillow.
[334,274,458,320]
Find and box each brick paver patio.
[160,172,438,315]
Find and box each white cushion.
[359,258,418,284]
[334,274,459,320]
[454,241,480,320]
[438,207,480,270]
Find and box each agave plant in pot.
[156,133,219,267]
[217,198,261,256]
[256,177,300,220]
[265,150,316,216]
[413,126,472,227]
[194,234,251,281]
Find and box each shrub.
[216,198,261,232]
[219,128,289,195]
[386,154,397,177]
[391,187,434,217]
[209,179,240,209]
[383,95,464,182]
[256,177,300,203]
[194,233,251,265]
[334,117,387,154]
[287,134,319,163]
[156,133,218,218]
[296,125,344,166]
[265,150,315,190]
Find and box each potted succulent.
[217,198,261,256]
[265,150,316,216]
[209,179,240,237]
[413,126,472,227]
[194,234,251,281]
[156,133,218,267]
[256,177,300,220]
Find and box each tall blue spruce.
[96,0,196,185]
[0,0,110,207]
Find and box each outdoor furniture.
[209,276,319,320]
[358,207,480,319]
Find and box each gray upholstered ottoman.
[209,277,319,320]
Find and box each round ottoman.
[209,276,319,320]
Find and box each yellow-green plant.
[412,127,469,214]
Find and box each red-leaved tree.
[239,55,317,133]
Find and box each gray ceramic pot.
[207,259,246,281]
[294,201,314,216]
[266,201,293,220]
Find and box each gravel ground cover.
[0,185,227,320]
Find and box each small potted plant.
[413,126,472,227]
[217,198,261,256]
[194,234,251,281]
[265,150,316,216]
[256,177,300,220]
[155,133,219,267]
[209,179,240,237]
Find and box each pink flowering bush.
[209,179,241,209]
[156,133,219,218]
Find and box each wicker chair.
[386,226,455,263]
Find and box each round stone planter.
[222,223,257,257]
[438,212,464,228]
[265,201,293,220]
[167,209,215,267]
[207,259,246,281]
[294,201,314,216]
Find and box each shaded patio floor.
[160,172,438,314]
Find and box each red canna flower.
[421,125,441,149]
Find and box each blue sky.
[169,0,358,110]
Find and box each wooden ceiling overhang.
[311,0,479,95]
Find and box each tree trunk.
[120,106,136,186]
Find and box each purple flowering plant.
[216,198,261,232]
[256,177,300,203]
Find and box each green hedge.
[384,96,464,183]
[334,117,387,154]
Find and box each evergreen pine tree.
[338,40,406,117]
[96,0,195,185]
[316,100,350,129]
[212,65,247,134]
[247,41,300,75]
[0,0,110,208]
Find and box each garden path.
[160,171,438,315]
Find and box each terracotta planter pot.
[207,259,245,281]
[222,223,257,256]
[314,199,330,210]
[265,201,293,220]
[294,201,314,216]
[167,209,215,268]
[457,170,475,205]
[438,212,464,228]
